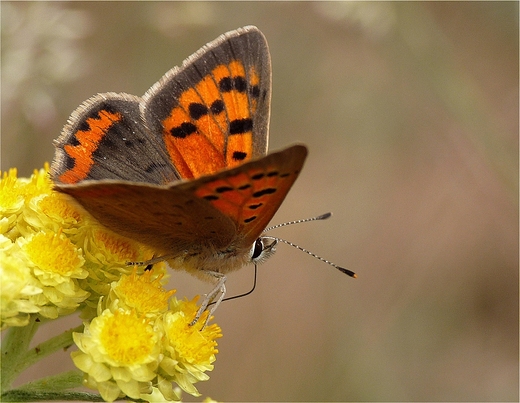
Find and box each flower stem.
[12,370,84,392]
[2,370,144,402]
[1,315,83,393]
[1,315,41,391]
[17,324,82,375]
[1,389,106,402]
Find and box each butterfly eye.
[251,238,264,260]
[250,236,277,263]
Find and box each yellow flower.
[78,225,159,316]
[0,168,31,239]
[108,266,174,315]
[2,165,224,401]
[24,192,84,235]
[158,297,222,397]
[1,164,75,239]
[140,385,182,403]
[72,294,222,402]
[0,235,42,329]
[0,164,159,321]
[17,230,89,318]
[72,309,161,402]
[0,168,25,214]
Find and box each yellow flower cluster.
[0,165,89,325]
[1,166,222,402]
[0,165,152,324]
[73,270,221,401]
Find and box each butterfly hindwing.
[51,94,179,185]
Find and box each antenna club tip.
[337,266,357,278]
[318,212,332,220]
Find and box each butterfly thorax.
[166,236,277,281]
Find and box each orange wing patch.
[161,60,260,180]
[59,110,122,184]
[161,84,224,179]
[247,66,260,114]
[192,156,301,230]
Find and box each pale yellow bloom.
[0,235,42,328]
[1,166,90,322]
[17,231,89,318]
[0,168,30,239]
[140,385,182,402]
[24,192,84,235]
[77,224,160,318]
[159,297,222,397]
[72,292,222,402]
[108,266,174,315]
[72,309,162,402]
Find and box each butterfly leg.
[191,271,227,328]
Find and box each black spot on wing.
[233,76,247,92]
[189,103,209,120]
[219,77,233,92]
[249,85,260,98]
[63,154,75,171]
[252,188,276,198]
[244,216,257,223]
[229,118,253,135]
[215,186,233,193]
[232,151,247,161]
[77,121,90,132]
[171,122,197,138]
[210,100,225,114]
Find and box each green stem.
[1,316,83,393]
[14,370,84,392]
[3,373,147,402]
[1,390,107,402]
[1,315,41,391]
[16,324,82,375]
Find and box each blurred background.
[2,2,518,401]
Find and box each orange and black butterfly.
[51,26,352,323]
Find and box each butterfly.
[51,26,310,324]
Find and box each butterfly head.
[250,236,277,265]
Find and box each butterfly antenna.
[265,235,357,278]
[264,212,356,277]
[264,212,333,232]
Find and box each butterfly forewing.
[52,26,271,187]
[56,145,306,257]
[143,26,271,180]
[56,179,237,255]
[185,145,307,247]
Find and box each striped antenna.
[265,212,357,278]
